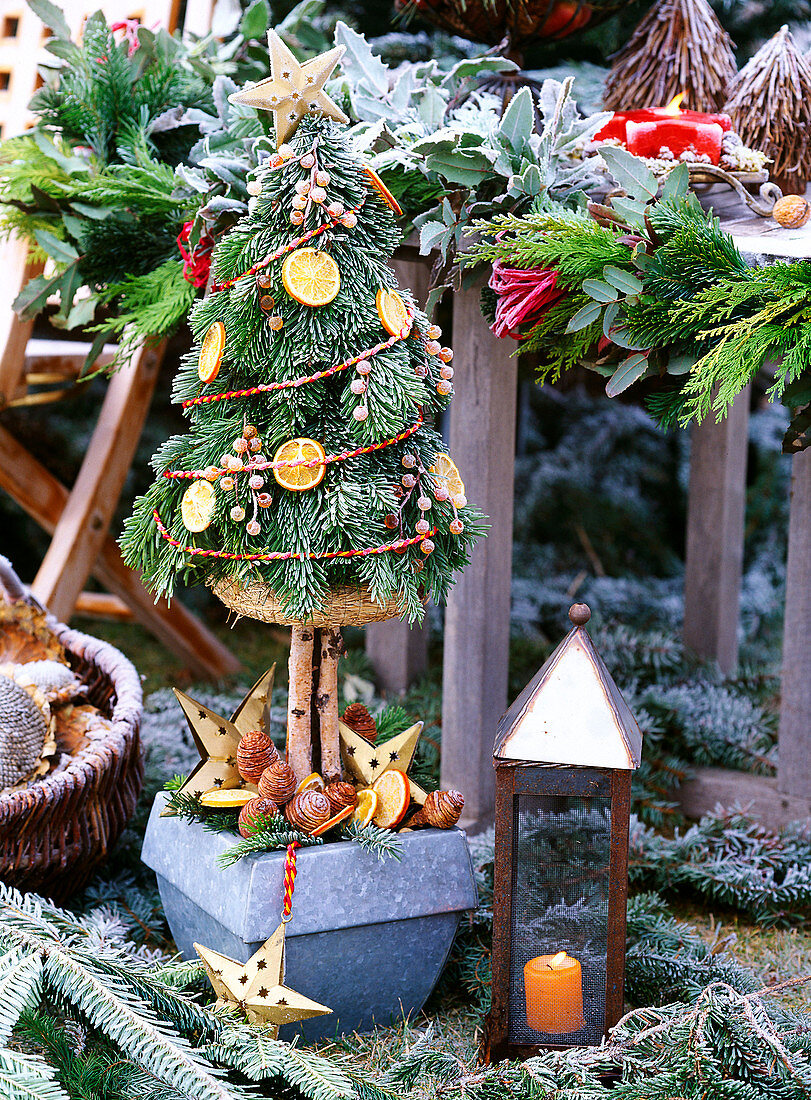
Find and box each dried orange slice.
[376,289,409,337]
[272,437,327,492]
[429,453,465,500]
[311,803,355,837]
[364,166,403,216]
[352,788,378,827]
[199,787,254,809]
[198,321,225,383]
[371,768,410,829]
[180,479,216,532]
[281,248,340,307]
[296,771,325,795]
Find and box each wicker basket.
[212,578,406,627]
[0,559,143,901]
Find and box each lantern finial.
[568,603,591,627]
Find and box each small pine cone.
[773,195,810,229]
[285,790,331,835]
[237,730,278,784]
[342,702,377,742]
[409,790,465,829]
[325,781,358,814]
[258,759,297,805]
[238,797,278,838]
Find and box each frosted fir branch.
[341,822,403,862]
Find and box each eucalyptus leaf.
[566,301,602,332]
[600,145,658,201]
[603,266,643,296]
[602,301,620,338]
[33,229,79,266]
[662,163,690,202]
[13,273,63,319]
[582,278,619,304]
[666,354,696,376]
[606,353,649,397]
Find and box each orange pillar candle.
[524,951,585,1034]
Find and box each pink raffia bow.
[177,222,214,288]
[110,19,142,57]
[488,260,563,340]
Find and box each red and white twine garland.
[182,313,413,409]
[153,509,438,563]
[163,410,424,482]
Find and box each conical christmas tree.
[603,0,737,113]
[122,32,485,782]
[723,25,811,194]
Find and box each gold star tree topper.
[170,666,275,802]
[195,922,331,1032]
[228,29,349,146]
[339,719,427,805]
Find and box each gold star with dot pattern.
[228,29,349,146]
[339,720,427,805]
[195,922,332,1031]
[167,666,276,805]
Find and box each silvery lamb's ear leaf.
[498,87,534,155]
[27,0,71,39]
[419,85,446,129]
[334,21,389,97]
[239,0,269,40]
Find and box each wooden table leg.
[31,340,165,622]
[441,281,517,832]
[683,387,750,674]
[364,251,432,693]
[778,446,811,805]
[0,425,240,679]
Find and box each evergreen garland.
[469,152,811,452]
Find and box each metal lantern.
[482,603,642,1062]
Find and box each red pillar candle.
[625,118,724,162]
[524,951,585,1034]
[594,94,731,164]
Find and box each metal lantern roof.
[494,605,642,771]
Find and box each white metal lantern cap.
[494,605,642,770]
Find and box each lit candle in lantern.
[595,93,732,165]
[524,951,585,1035]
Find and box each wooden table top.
[700,183,811,261]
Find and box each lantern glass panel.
[507,792,611,1047]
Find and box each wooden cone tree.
[723,25,811,193]
[603,0,737,112]
[121,32,484,784]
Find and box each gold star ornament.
[228,29,349,146]
[168,666,275,804]
[195,922,332,1032]
[339,720,427,805]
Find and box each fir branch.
[341,822,403,862]
[218,821,322,867]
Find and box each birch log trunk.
[316,627,342,782]
[287,625,315,782]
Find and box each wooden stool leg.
[683,387,750,674]
[440,281,517,832]
[31,340,165,621]
[778,446,811,804]
[0,425,240,679]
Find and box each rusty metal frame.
[481,761,631,1064]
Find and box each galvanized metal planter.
[142,793,478,1041]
